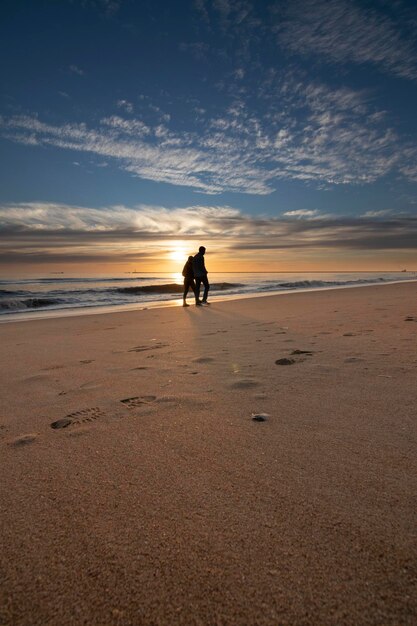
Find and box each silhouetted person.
[193,246,210,304]
[182,256,200,307]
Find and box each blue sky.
[0,0,416,272]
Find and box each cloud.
[116,99,133,113]
[1,202,416,264]
[274,0,417,81]
[1,73,417,194]
[69,64,85,76]
[283,209,319,218]
[100,115,150,136]
[361,210,392,218]
[100,0,122,15]
[0,202,241,235]
[0,114,275,195]
[194,0,210,25]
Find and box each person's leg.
[202,276,210,302]
[195,277,202,302]
[190,279,199,304]
[183,279,190,306]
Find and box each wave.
[0,289,24,296]
[258,278,387,291]
[0,297,62,311]
[117,282,244,295]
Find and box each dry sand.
[0,282,416,625]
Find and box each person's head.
[199,246,206,254]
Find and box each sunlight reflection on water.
[171,272,183,285]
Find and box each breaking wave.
[117,282,243,295]
[0,297,62,311]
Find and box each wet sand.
[1,282,416,625]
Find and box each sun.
[168,245,188,263]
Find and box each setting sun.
[169,249,186,262]
[168,242,189,264]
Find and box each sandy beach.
[0,282,416,626]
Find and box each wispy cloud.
[0,114,274,195]
[69,64,85,76]
[0,202,240,234]
[194,0,210,25]
[1,72,416,194]
[116,99,133,113]
[283,209,336,220]
[274,0,417,81]
[100,0,122,16]
[1,202,416,264]
[361,210,392,218]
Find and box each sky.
[0,0,416,275]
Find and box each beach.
[1,281,416,625]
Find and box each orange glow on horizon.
[2,253,417,279]
[1,239,416,278]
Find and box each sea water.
[1,272,416,320]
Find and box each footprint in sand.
[230,379,260,389]
[120,396,157,409]
[192,357,215,363]
[275,358,296,365]
[51,418,72,429]
[79,381,102,391]
[50,407,105,430]
[129,343,168,353]
[8,433,38,447]
[23,373,52,383]
[274,351,315,365]
[291,350,314,356]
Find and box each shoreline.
[1,277,416,324]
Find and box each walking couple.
[182,246,210,307]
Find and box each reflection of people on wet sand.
[182,256,200,307]
[193,246,210,305]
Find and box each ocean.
[0,272,416,321]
